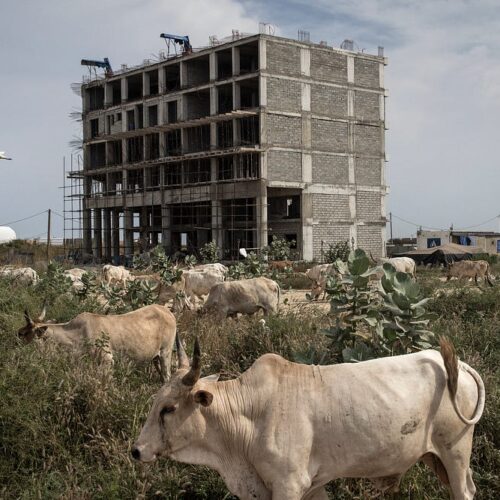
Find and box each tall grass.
[0,274,498,499]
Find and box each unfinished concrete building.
[79,32,387,262]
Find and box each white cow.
[193,263,228,276]
[18,304,176,382]
[102,264,133,286]
[306,264,337,300]
[0,266,38,285]
[133,337,484,499]
[63,268,87,292]
[203,277,280,318]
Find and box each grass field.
[0,265,498,499]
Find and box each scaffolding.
[63,154,85,261]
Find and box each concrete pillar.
[232,46,240,76]
[104,83,112,107]
[120,77,128,102]
[103,208,112,261]
[301,192,313,261]
[210,86,217,115]
[256,182,268,250]
[158,65,166,93]
[258,38,266,71]
[93,208,102,260]
[180,61,187,88]
[209,52,217,81]
[233,82,241,110]
[112,210,120,262]
[143,71,149,97]
[161,205,171,252]
[124,208,134,258]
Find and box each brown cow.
[447,260,493,286]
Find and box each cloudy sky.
[1,0,499,239]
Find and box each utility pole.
[46,209,51,262]
[389,212,393,242]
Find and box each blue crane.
[160,33,192,54]
[80,58,113,76]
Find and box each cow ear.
[200,374,220,383]
[193,390,213,407]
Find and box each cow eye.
[160,406,176,417]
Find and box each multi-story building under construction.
[79,31,388,262]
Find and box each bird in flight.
[0,151,12,160]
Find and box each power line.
[391,214,445,231]
[0,210,48,226]
[391,212,500,233]
[455,214,500,231]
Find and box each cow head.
[131,335,218,463]
[310,280,323,300]
[17,305,48,343]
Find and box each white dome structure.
[0,226,16,244]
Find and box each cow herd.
[1,256,492,499]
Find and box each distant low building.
[417,230,500,256]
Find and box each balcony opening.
[89,143,106,169]
[108,171,123,195]
[239,115,259,145]
[90,118,99,138]
[86,85,104,111]
[107,140,122,166]
[185,89,210,120]
[110,80,122,105]
[148,105,158,127]
[217,49,232,79]
[239,78,259,109]
[127,136,144,163]
[127,73,143,101]
[185,125,211,154]
[268,194,301,220]
[165,130,181,156]
[239,42,259,74]
[184,55,210,87]
[145,133,160,160]
[147,69,159,95]
[167,100,178,123]
[127,169,144,193]
[218,84,233,114]
[217,120,233,149]
[146,165,161,190]
[165,162,182,186]
[164,63,180,92]
[183,158,211,185]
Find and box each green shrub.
[199,240,220,263]
[324,240,350,263]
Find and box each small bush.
[323,240,350,263]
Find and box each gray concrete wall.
[312,154,349,184]
[310,84,348,118]
[267,150,302,182]
[266,77,302,113]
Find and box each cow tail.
[486,263,494,286]
[276,282,281,313]
[439,337,485,425]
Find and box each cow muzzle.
[131,443,158,463]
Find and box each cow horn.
[24,309,34,326]
[37,301,47,322]
[175,333,190,369]
[182,338,201,386]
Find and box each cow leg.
[152,356,162,379]
[158,347,172,383]
[436,449,476,500]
